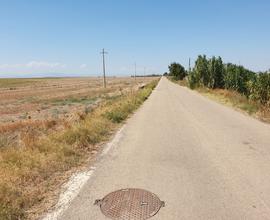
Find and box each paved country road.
[58,77,270,219]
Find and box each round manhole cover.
[94,188,165,220]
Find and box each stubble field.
[0,77,153,145]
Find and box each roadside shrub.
[60,117,111,146]
[104,81,156,123]
[184,55,270,108]
[0,184,26,220]
[209,56,224,89]
[249,72,270,105]
[188,70,199,89]
[104,105,129,123]
[224,63,256,96]
[188,55,224,88]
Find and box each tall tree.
[212,56,224,88]
[168,62,186,80]
[194,55,210,87]
[224,63,256,96]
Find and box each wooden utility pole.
[101,48,108,88]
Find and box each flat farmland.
[0,77,153,122]
[0,77,154,134]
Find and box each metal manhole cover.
[94,188,165,220]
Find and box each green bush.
[249,72,270,105]
[168,63,186,80]
[185,55,270,107]
[188,55,224,88]
[224,63,256,96]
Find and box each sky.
[0,0,269,78]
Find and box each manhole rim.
[95,188,165,220]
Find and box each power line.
[101,48,108,88]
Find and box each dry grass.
[197,88,258,113]
[0,80,158,220]
[168,77,188,87]
[257,105,270,123]
[0,120,61,133]
[196,87,270,122]
[168,77,270,123]
[0,77,155,126]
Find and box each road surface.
[59,77,270,219]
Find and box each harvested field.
[0,77,152,124]
[0,77,154,145]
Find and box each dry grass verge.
[168,77,188,87]
[196,87,260,115]
[201,88,270,123]
[0,80,158,220]
[169,77,270,123]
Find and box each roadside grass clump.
[104,81,156,123]
[52,96,97,106]
[0,183,26,220]
[0,135,10,149]
[0,79,158,219]
[59,116,112,146]
[103,96,138,123]
[195,87,260,116]
[168,77,188,87]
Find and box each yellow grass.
[196,87,270,123]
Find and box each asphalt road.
[59,77,270,220]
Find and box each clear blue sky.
[0,0,269,77]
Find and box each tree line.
[167,55,270,106]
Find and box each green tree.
[194,55,210,87]
[224,64,256,96]
[188,70,199,89]
[250,72,270,105]
[168,62,186,80]
[209,56,224,89]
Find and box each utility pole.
[101,48,108,88]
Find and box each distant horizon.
[0,73,163,79]
[0,72,134,79]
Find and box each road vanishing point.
[59,77,270,220]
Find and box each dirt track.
[52,77,270,219]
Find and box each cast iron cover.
[94,188,165,220]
